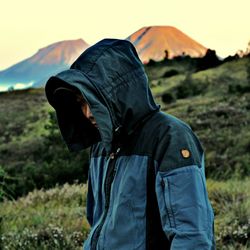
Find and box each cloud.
[0,86,8,92]
[0,82,34,92]
[14,82,34,90]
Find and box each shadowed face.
[76,94,97,128]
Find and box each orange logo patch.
[181,149,191,158]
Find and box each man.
[45,39,215,249]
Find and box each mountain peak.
[31,38,89,65]
[127,25,207,63]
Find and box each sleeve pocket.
[160,165,210,232]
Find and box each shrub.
[0,166,15,201]
[1,225,86,250]
[162,69,179,78]
[175,73,205,99]
[3,111,90,199]
[228,83,250,94]
[208,178,250,249]
[0,183,90,250]
[161,92,176,104]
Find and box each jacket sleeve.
[154,126,215,250]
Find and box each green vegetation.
[208,178,250,249]
[0,54,250,249]
[0,183,90,250]
[0,179,249,249]
[145,56,250,179]
[0,90,89,199]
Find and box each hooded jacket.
[45,39,215,250]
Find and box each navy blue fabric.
[84,151,215,249]
[155,163,215,249]
[45,38,215,249]
[84,155,148,250]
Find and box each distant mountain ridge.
[0,26,208,91]
[0,39,89,90]
[126,26,207,63]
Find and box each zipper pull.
[110,152,115,159]
[109,147,121,159]
[116,147,121,154]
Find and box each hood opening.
[45,39,160,154]
[46,77,102,152]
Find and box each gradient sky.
[0,0,250,70]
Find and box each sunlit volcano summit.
[30,39,89,65]
[127,26,207,63]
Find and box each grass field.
[1,178,249,249]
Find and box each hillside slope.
[0,56,249,198]
[145,57,250,178]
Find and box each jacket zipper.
[90,147,120,250]
[161,178,175,228]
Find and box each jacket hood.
[45,39,160,154]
